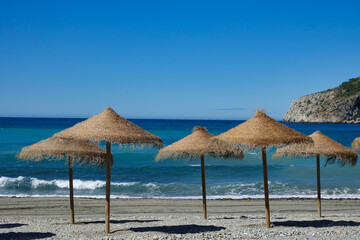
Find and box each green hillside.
[333,76,360,99]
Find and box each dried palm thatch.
[216,109,313,148]
[273,131,357,218]
[54,107,163,148]
[18,136,108,166]
[352,137,360,151]
[156,126,243,220]
[17,136,109,225]
[156,126,244,161]
[54,107,163,233]
[274,131,358,166]
[216,109,313,228]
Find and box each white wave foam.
[0,176,25,186]
[28,177,106,190]
[1,193,360,200]
[2,176,360,200]
[0,176,137,190]
[144,183,158,188]
[112,182,138,186]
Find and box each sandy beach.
[1,197,360,239]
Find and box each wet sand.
[1,197,360,239]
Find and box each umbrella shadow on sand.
[273,220,360,228]
[80,219,161,225]
[128,224,225,234]
[0,232,55,239]
[0,223,27,229]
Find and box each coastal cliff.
[283,77,360,123]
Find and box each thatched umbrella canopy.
[54,107,163,233]
[18,136,108,224]
[352,137,360,152]
[274,131,357,165]
[54,107,163,147]
[156,126,244,161]
[217,110,312,148]
[18,137,107,165]
[217,110,313,228]
[274,131,357,217]
[156,127,243,219]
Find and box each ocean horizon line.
[2,116,357,124]
[0,116,255,122]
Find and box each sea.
[0,117,359,199]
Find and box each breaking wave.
[1,176,360,199]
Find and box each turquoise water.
[0,117,359,199]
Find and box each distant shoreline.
[2,196,360,200]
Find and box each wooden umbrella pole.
[68,157,74,224]
[316,154,321,217]
[201,155,207,220]
[105,141,111,233]
[262,147,270,228]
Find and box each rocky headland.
[283,77,360,123]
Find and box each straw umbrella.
[17,136,108,224]
[156,126,244,219]
[352,137,360,151]
[216,110,313,228]
[54,107,163,233]
[274,131,357,217]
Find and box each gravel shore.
[1,197,360,239]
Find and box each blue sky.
[0,0,359,120]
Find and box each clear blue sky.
[1,0,359,120]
